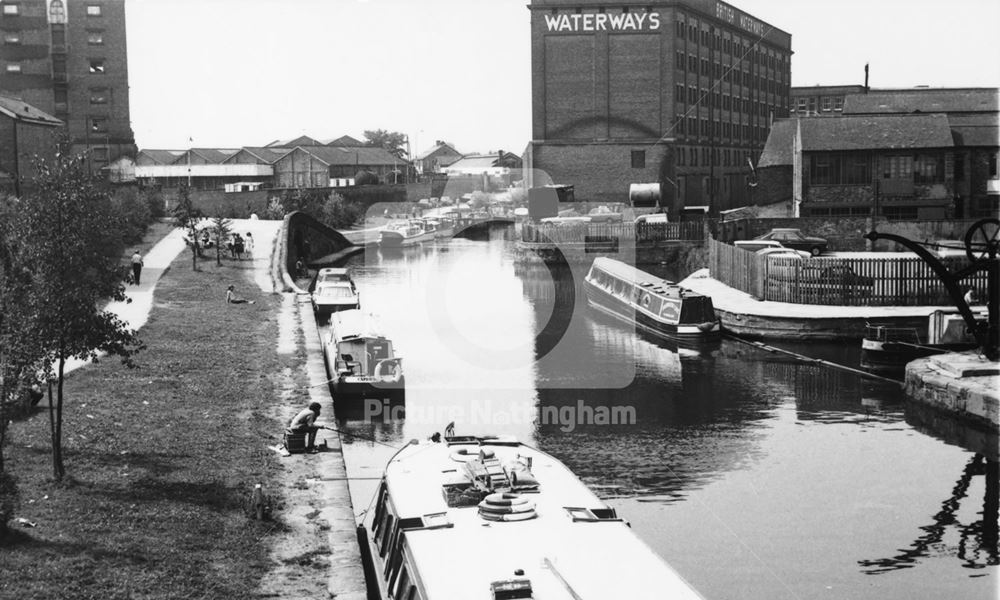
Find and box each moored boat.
[359,434,704,600]
[584,257,720,344]
[861,307,986,373]
[380,220,436,247]
[324,309,404,397]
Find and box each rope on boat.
[723,333,904,386]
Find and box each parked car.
[734,239,785,253]
[754,228,828,256]
[587,205,623,223]
[635,212,669,224]
[756,247,811,259]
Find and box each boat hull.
[585,282,720,346]
[379,231,436,247]
[333,376,405,399]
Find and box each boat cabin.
[586,257,716,327]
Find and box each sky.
[126,0,1000,155]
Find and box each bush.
[111,187,153,245]
[145,189,165,220]
[320,192,364,229]
[0,470,18,543]
[265,197,285,220]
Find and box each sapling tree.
[210,216,233,266]
[173,183,203,270]
[13,152,142,481]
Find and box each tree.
[13,152,142,481]
[209,216,233,266]
[363,129,408,160]
[173,183,203,270]
[321,192,363,229]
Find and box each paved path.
[62,219,281,376]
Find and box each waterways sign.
[543,12,662,32]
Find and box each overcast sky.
[126,0,1000,155]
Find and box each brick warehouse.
[0,0,135,173]
[524,0,791,214]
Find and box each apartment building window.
[834,98,844,112]
[797,98,807,113]
[2,3,19,15]
[86,4,102,16]
[3,33,20,44]
[87,30,104,45]
[631,150,646,169]
[89,59,105,73]
[5,63,21,73]
[821,98,832,112]
[89,89,108,105]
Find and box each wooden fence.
[521,221,704,244]
[709,238,988,306]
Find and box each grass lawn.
[1,237,290,599]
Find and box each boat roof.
[328,309,384,341]
[589,257,710,301]
[381,439,704,600]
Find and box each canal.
[334,226,997,600]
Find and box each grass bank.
[1,241,288,598]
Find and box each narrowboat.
[359,434,704,600]
[311,268,359,318]
[584,257,720,344]
[324,309,404,397]
[861,308,986,373]
[380,220,436,247]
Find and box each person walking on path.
[226,284,255,304]
[131,250,144,285]
[288,402,323,452]
[244,232,254,257]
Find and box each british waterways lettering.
[543,12,662,32]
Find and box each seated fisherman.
[288,402,323,452]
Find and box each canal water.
[336,226,997,600]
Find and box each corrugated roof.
[188,148,240,164]
[0,95,62,126]
[267,135,323,148]
[844,88,999,115]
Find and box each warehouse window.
[913,154,944,184]
[90,117,107,133]
[86,4,102,16]
[2,4,19,15]
[5,63,21,73]
[89,59,105,73]
[3,33,20,44]
[631,151,646,169]
[89,89,108,105]
[87,30,104,45]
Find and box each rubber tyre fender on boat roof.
[482,492,530,507]
[375,359,401,381]
[480,510,538,522]
[479,500,537,515]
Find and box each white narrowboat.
[325,309,404,398]
[584,257,720,344]
[359,435,704,600]
[380,220,436,247]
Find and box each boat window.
[564,506,621,522]
[386,535,406,591]
[660,300,680,321]
[378,514,395,557]
[640,293,651,309]
[372,483,388,539]
[393,565,411,599]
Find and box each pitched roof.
[266,135,323,148]
[188,148,240,163]
[224,146,289,164]
[324,135,365,147]
[758,120,795,168]
[444,154,504,170]
[297,146,403,166]
[136,149,185,165]
[0,95,62,126]
[947,114,999,147]
[415,143,460,161]
[759,114,955,166]
[844,88,999,115]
